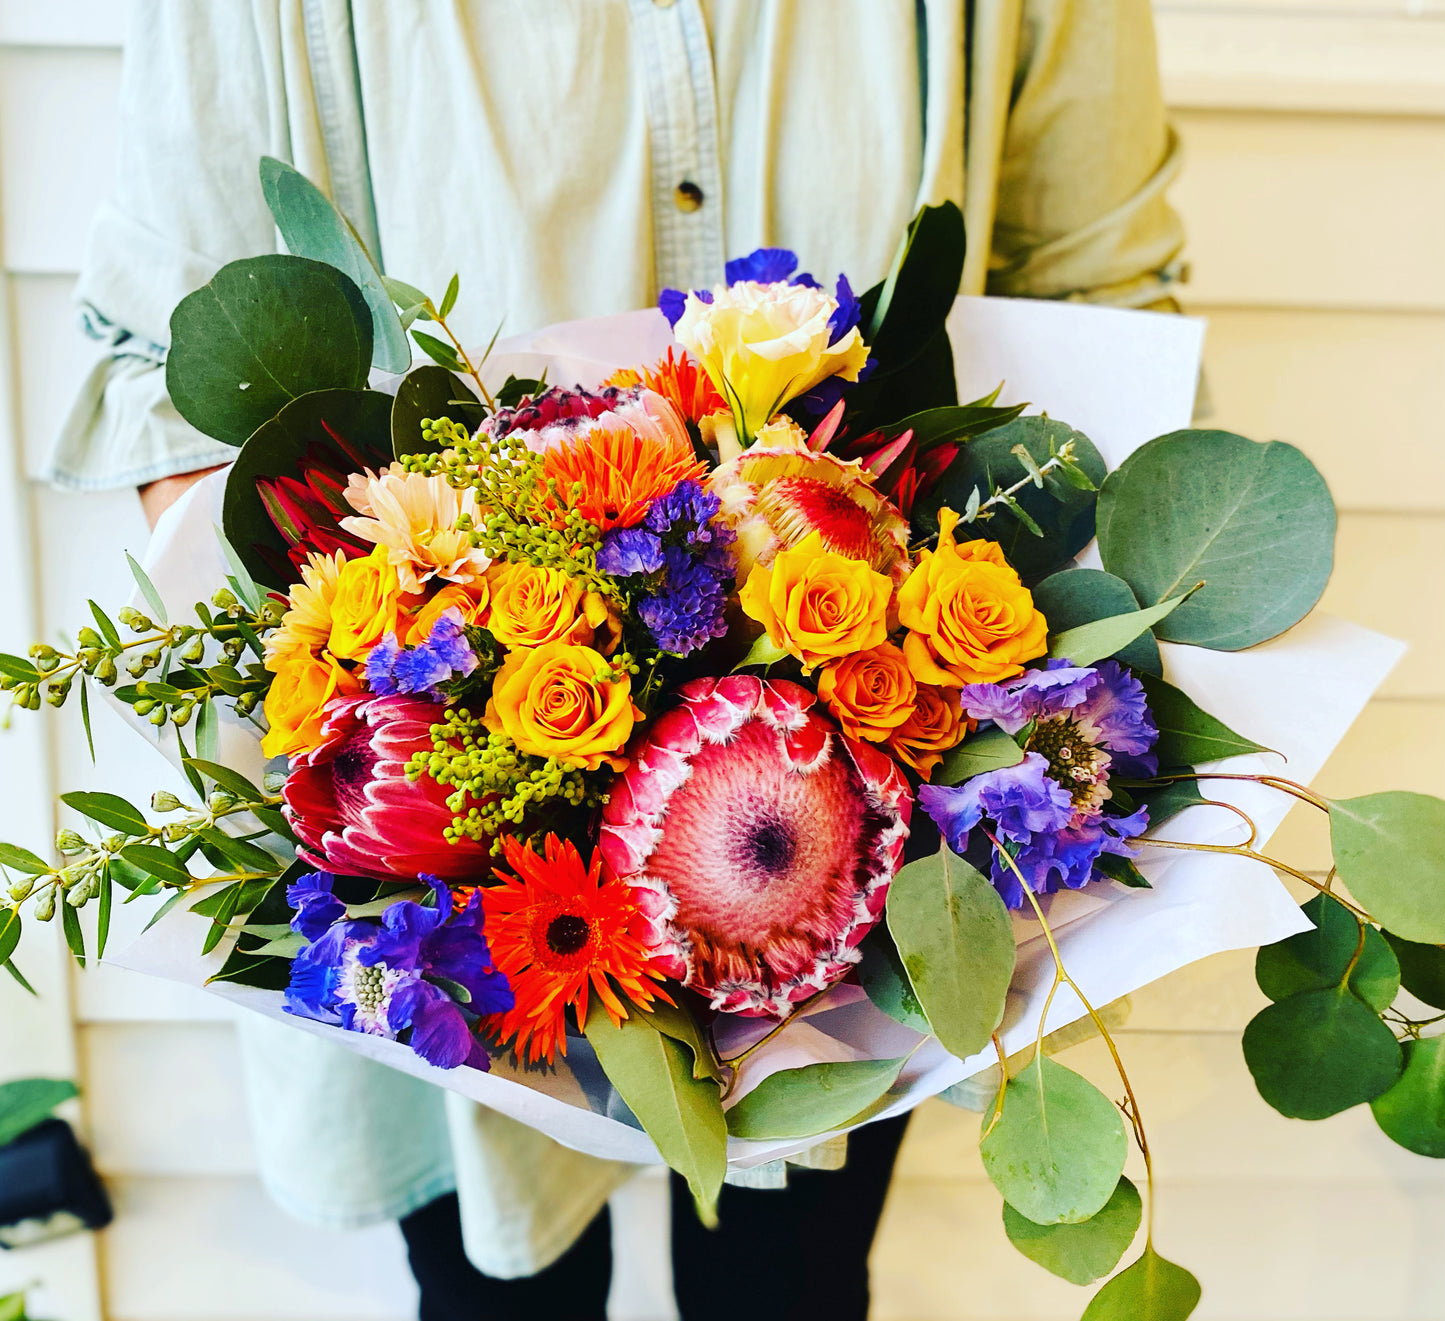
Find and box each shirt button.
[674,181,704,212]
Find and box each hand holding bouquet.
[2,160,1441,1320]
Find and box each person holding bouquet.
[51,3,1184,1318]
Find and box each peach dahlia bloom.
[340,468,491,595]
[600,676,911,1018]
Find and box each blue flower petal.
[725,248,798,285]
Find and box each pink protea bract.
[599,676,911,1018]
[283,694,490,883]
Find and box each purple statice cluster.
[596,479,736,656]
[918,659,1159,910]
[365,610,478,699]
[285,872,513,1070]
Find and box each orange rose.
[817,643,917,743]
[327,546,405,662]
[482,562,621,653]
[898,510,1048,686]
[407,579,489,644]
[260,652,362,760]
[885,685,971,780]
[738,530,891,672]
[482,641,638,770]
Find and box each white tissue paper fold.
[111,296,1403,1169]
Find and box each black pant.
[399,1112,910,1321]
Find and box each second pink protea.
[600,676,911,1018]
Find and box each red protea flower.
[600,676,911,1018]
[283,694,490,882]
[482,834,672,1065]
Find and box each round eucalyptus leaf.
[1381,933,1445,1011]
[980,1056,1127,1225]
[1081,1247,1202,1321]
[1242,988,1402,1120]
[917,417,1107,582]
[222,388,393,590]
[724,1057,907,1140]
[1370,1036,1445,1158]
[1030,569,1162,675]
[1255,894,1400,1013]
[1096,430,1335,650]
[167,255,373,445]
[1003,1175,1142,1285]
[1329,792,1445,943]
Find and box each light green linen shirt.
[54,0,1183,1278]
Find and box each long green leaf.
[118,843,194,889]
[0,1078,79,1147]
[0,908,20,966]
[935,726,1025,786]
[1048,590,1194,667]
[125,551,169,625]
[0,843,50,875]
[1137,673,1267,766]
[725,1057,907,1140]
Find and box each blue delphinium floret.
[284,872,513,1070]
[918,659,1159,909]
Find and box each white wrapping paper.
[112,297,1402,1169]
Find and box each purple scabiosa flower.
[364,609,478,700]
[918,659,1159,908]
[284,872,513,1070]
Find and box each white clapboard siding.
[0,5,1443,1321]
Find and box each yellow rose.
[885,685,971,781]
[817,643,917,743]
[260,652,362,760]
[482,642,638,771]
[673,280,869,441]
[482,562,621,653]
[897,509,1048,687]
[738,531,892,672]
[327,546,404,662]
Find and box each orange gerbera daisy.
[481,834,672,1065]
[542,426,707,532]
[607,348,727,426]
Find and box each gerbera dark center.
[1028,716,1109,807]
[545,913,592,956]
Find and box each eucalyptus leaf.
[886,846,1015,1061]
[1381,933,1445,1011]
[0,1077,79,1148]
[1132,779,1207,827]
[1328,792,1445,943]
[167,255,372,445]
[125,551,168,626]
[725,1056,907,1140]
[1096,430,1335,649]
[119,843,194,889]
[0,844,50,875]
[1080,1247,1202,1321]
[857,926,932,1033]
[1137,673,1266,766]
[1370,1036,1445,1158]
[917,417,1107,581]
[584,1005,726,1226]
[3,960,35,995]
[1030,569,1162,676]
[391,364,483,459]
[0,909,19,967]
[222,387,393,589]
[59,790,147,836]
[1255,894,1400,1013]
[259,156,410,372]
[1048,590,1192,668]
[1003,1175,1142,1285]
[1242,987,1402,1120]
[980,1055,1128,1224]
[184,758,263,803]
[934,726,1025,786]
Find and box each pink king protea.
[600,676,911,1018]
[283,694,490,882]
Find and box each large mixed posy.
[2,160,1440,1321]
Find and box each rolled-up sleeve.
[986,0,1186,308]
[48,0,289,490]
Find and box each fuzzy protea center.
[1027,715,1112,817]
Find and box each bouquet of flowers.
[2,159,1440,1320]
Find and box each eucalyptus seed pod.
[162,823,189,843]
[211,589,238,609]
[77,647,103,669]
[8,875,34,902]
[66,879,93,907]
[221,639,245,662]
[29,643,57,660]
[180,637,206,664]
[148,704,168,726]
[34,654,60,673]
[77,627,103,650]
[171,700,195,727]
[95,657,118,686]
[208,790,237,813]
[235,692,259,717]
[33,889,56,922]
[57,863,86,891]
[45,677,72,706]
[55,828,87,854]
[0,674,14,691]
[132,698,156,716]
[151,791,183,813]
[140,649,163,671]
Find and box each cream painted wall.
[0,3,1441,1319]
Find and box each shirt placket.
[628,0,726,293]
